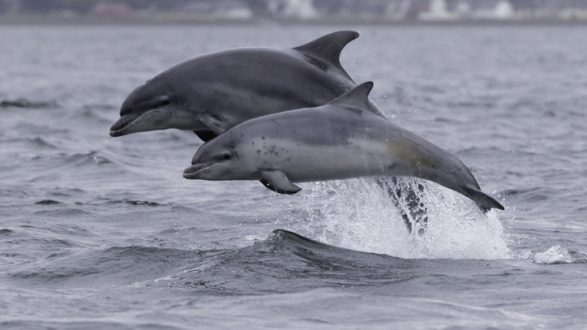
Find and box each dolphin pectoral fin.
[193,130,217,142]
[462,186,504,212]
[293,30,359,80]
[259,170,302,195]
[198,113,230,134]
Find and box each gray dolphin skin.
[110,30,381,141]
[184,82,504,212]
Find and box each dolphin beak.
[183,163,213,179]
[110,94,172,137]
[109,114,140,137]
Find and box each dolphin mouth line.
[109,110,158,137]
[109,114,139,137]
[183,163,213,179]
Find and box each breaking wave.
[533,245,587,264]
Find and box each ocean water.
[1,25,586,329]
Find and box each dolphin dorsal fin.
[329,82,381,116]
[293,30,359,75]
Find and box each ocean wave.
[29,150,114,166]
[70,197,171,208]
[33,208,90,217]
[533,245,587,265]
[160,229,423,294]
[0,188,29,199]
[45,187,86,199]
[10,229,419,291]
[104,199,165,207]
[455,145,508,157]
[1,232,78,266]
[68,104,117,124]
[7,228,565,299]
[0,228,14,235]
[65,150,116,166]
[34,199,61,205]
[498,186,551,204]
[0,98,58,109]
[26,151,126,181]
[0,320,151,330]
[0,136,59,150]
[10,245,207,286]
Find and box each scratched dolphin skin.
[109,31,381,141]
[184,82,504,212]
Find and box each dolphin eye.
[215,152,233,161]
[158,95,171,107]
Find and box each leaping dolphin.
[183,82,504,212]
[109,31,381,141]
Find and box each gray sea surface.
[0,25,586,329]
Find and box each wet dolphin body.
[184,82,504,212]
[109,31,381,141]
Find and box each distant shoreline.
[1,14,587,27]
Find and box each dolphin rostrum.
[183,82,504,212]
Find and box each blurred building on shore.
[2,0,587,23]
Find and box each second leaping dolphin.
[183,82,504,212]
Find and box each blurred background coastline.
[2,0,587,25]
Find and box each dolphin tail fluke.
[462,186,504,212]
[293,31,359,80]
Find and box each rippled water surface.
[1,25,586,329]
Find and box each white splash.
[533,245,573,264]
[285,177,511,259]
